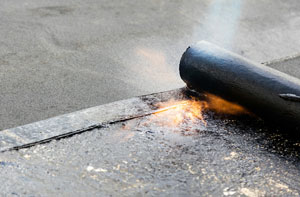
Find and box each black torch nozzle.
[179,41,300,132]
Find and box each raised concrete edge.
[0,88,186,152]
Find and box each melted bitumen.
[0,108,299,196]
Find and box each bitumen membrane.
[0,87,300,196]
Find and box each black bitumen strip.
[3,106,184,152]
[0,88,186,152]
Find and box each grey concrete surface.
[1,0,300,130]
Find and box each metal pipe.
[179,41,300,130]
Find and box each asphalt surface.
[1,88,300,196]
[2,0,300,130]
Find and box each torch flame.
[120,92,249,138]
[205,93,248,115]
[152,99,207,127]
[149,93,248,128]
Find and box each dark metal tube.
[180,41,300,129]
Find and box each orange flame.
[151,99,207,127]
[205,93,248,115]
[119,93,249,138]
[148,94,248,128]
